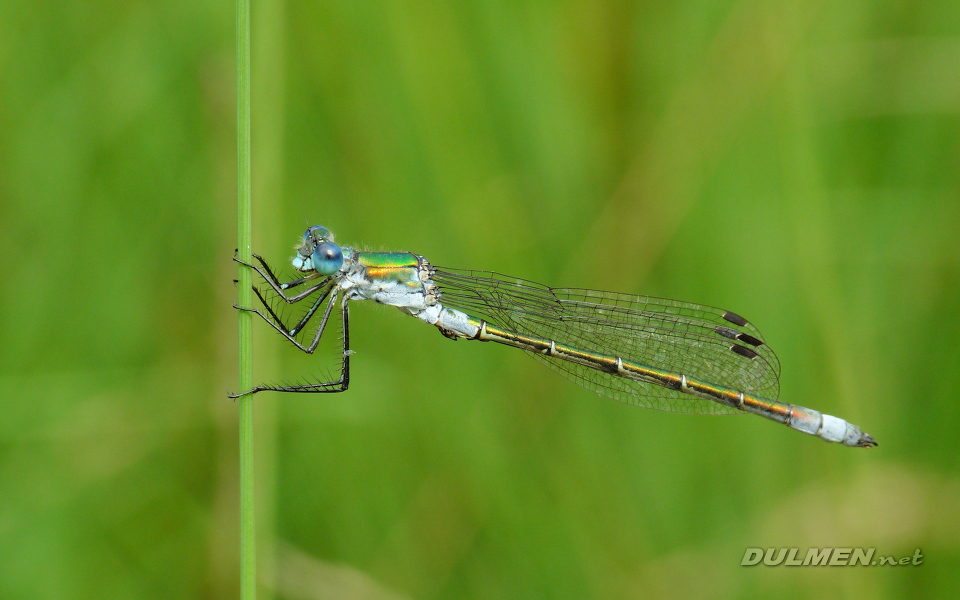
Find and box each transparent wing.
[432,268,781,415]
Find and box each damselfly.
[232,225,877,448]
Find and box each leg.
[234,285,339,354]
[237,275,333,339]
[234,250,330,302]
[252,281,337,340]
[230,296,351,397]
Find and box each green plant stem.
[237,0,255,598]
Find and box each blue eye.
[312,242,343,275]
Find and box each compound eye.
[312,242,343,275]
[304,225,333,242]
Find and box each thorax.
[338,250,439,312]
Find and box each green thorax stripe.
[356,252,419,269]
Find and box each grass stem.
[236,0,255,597]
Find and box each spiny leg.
[231,251,336,359]
[252,281,335,340]
[250,253,332,301]
[237,264,333,335]
[230,295,351,397]
[233,250,330,302]
[273,297,351,394]
[234,285,340,354]
[229,254,343,396]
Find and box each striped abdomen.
[465,316,876,448]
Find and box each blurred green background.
[2,0,959,598]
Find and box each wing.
[432,268,781,415]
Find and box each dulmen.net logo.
[741,548,924,567]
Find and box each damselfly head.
[292,225,343,275]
